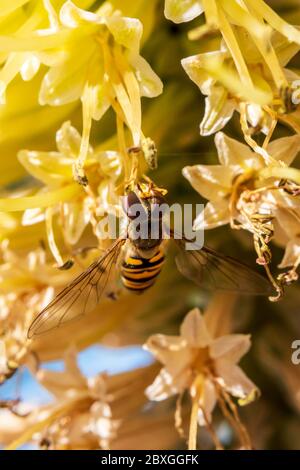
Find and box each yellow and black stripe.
[121,249,165,293]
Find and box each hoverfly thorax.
[123,190,166,255]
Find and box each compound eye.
[122,192,146,220]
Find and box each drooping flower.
[1,1,163,182]
[183,132,300,230]
[183,131,300,295]
[165,0,300,46]
[18,120,122,265]
[145,305,258,449]
[181,29,300,136]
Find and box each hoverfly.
[28,182,273,338]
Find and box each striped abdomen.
[121,249,165,293]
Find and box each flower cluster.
[167,0,300,298]
[0,348,160,450]
[145,306,257,450]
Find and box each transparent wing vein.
[28,240,124,338]
[175,240,273,295]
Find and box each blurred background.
[0,0,300,450]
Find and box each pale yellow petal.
[39,58,87,106]
[180,308,212,348]
[215,132,262,170]
[210,334,251,363]
[56,121,82,158]
[200,86,236,136]
[164,0,203,24]
[182,164,233,201]
[145,368,184,401]
[106,15,142,51]
[59,0,100,28]
[215,361,257,399]
[34,348,87,399]
[62,199,91,245]
[130,54,163,98]
[144,334,186,364]
[97,151,121,177]
[276,207,300,239]
[278,237,300,269]
[271,31,300,67]
[267,135,300,166]
[89,83,110,121]
[0,212,18,232]
[20,54,40,81]
[181,52,225,95]
[18,150,73,186]
[144,335,194,389]
[245,103,272,134]
[197,378,217,426]
[22,207,45,226]
[194,200,230,230]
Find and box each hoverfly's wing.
[28,239,125,338]
[174,239,273,296]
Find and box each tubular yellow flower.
[165,0,300,45]
[12,120,122,264]
[183,132,300,296]
[0,1,163,185]
[181,29,300,136]
[145,304,258,450]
